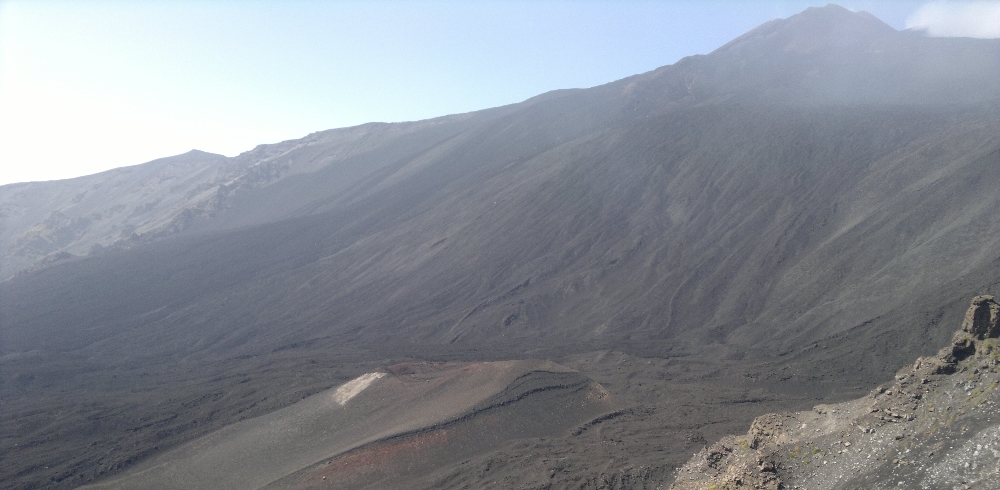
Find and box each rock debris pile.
[670,295,1000,490]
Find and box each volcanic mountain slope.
[1,4,999,489]
[2,5,996,287]
[3,5,998,362]
[670,296,1000,490]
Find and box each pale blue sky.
[1,1,996,185]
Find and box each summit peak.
[714,3,895,55]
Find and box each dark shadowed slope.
[1,5,999,489]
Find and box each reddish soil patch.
[298,429,451,487]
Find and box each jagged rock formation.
[670,296,1000,489]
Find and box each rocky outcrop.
[962,295,1000,340]
[670,296,1000,490]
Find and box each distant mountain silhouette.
[1,5,998,489]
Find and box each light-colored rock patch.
[333,372,386,406]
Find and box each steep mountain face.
[1,5,999,490]
[670,296,1000,489]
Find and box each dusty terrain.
[79,360,614,490]
[1,5,998,489]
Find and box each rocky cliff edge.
[670,295,1000,490]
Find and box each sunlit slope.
[80,360,612,490]
[0,113,511,281]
